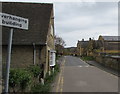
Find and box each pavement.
[86,60,118,76]
[52,56,118,93]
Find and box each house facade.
[77,39,89,56]
[97,35,120,55]
[2,2,55,78]
[77,36,120,57]
[63,47,77,56]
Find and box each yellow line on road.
[60,61,65,93]
[56,74,61,92]
[56,67,62,92]
[60,88,63,93]
[61,76,64,85]
[56,57,66,92]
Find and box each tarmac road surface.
[53,56,118,93]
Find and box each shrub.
[45,64,60,84]
[32,71,56,93]
[32,64,60,93]
[9,69,20,88]
[27,65,42,78]
[31,83,50,93]
[9,64,60,92]
[44,72,54,84]
[54,64,60,72]
[9,68,32,92]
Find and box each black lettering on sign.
[2,20,5,24]
[2,19,23,28]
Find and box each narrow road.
[53,56,118,92]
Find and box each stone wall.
[2,45,49,79]
[2,45,34,68]
[3,45,48,66]
[95,55,119,70]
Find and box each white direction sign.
[0,12,29,93]
[0,12,28,30]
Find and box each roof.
[65,47,76,49]
[111,56,120,59]
[78,41,89,48]
[102,36,120,41]
[2,2,53,45]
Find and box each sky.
[0,0,119,47]
[54,2,118,47]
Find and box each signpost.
[0,12,28,93]
[0,12,28,30]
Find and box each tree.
[54,35,66,55]
[54,35,66,47]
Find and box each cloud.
[1,0,119,2]
[54,2,118,47]
[59,25,118,47]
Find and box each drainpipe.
[33,43,36,65]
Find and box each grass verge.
[81,56,95,61]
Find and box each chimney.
[82,39,84,41]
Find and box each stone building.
[86,38,98,56]
[97,35,120,55]
[2,2,55,78]
[77,39,89,56]
[77,36,120,57]
[63,47,77,56]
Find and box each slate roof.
[2,2,53,45]
[102,36,120,41]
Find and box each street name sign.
[0,12,28,30]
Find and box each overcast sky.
[1,0,118,47]
[54,2,118,47]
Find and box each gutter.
[33,43,36,65]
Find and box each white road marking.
[78,65,92,67]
